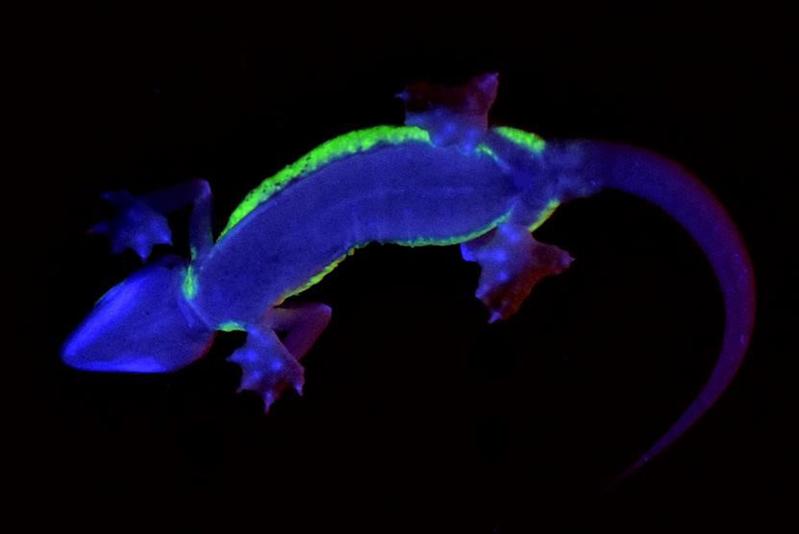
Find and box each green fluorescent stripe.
[528,199,561,231]
[393,210,513,248]
[281,245,364,301]
[282,210,513,299]
[182,265,198,300]
[220,126,433,238]
[218,321,245,332]
[475,143,501,163]
[494,126,546,155]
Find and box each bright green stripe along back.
[493,126,546,154]
[220,125,433,238]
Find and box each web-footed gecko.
[62,73,755,480]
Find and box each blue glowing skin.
[62,73,754,482]
[62,257,212,372]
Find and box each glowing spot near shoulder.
[220,126,433,238]
[475,143,501,163]
[494,126,546,155]
[218,321,245,332]
[528,199,561,232]
[190,246,198,261]
[182,264,198,300]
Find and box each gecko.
[61,73,755,480]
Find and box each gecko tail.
[579,141,756,482]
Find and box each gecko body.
[62,74,755,480]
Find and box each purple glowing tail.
[580,140,756,480]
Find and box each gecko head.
[61,256,214,373]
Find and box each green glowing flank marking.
[528,199,561,231]
[220,126,433,238]
[494,126,546,155]
[475,143,501,163]
[218,321,245,332]
[282,210,513,299]
[182,265,198,300]
[190,246,198,261]
[395,210,513,248]
[282,246,364,300]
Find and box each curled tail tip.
[582,140,755,483]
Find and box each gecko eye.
[62,258,213,373]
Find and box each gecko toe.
[230,330,306,412]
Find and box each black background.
[23,2,794,532]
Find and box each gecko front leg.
[398,72,498,152]
[92,178,213,260]
[461,223,573,322]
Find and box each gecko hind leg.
[398,72,498,152]
[229,303,332,411]
[461,223,573,322]
[269,303,332,360]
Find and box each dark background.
[23,2,794,532]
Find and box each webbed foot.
[227,303,332,412]
[230,329,305,412]
[461,223,573,322]
[91,190,172,260]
